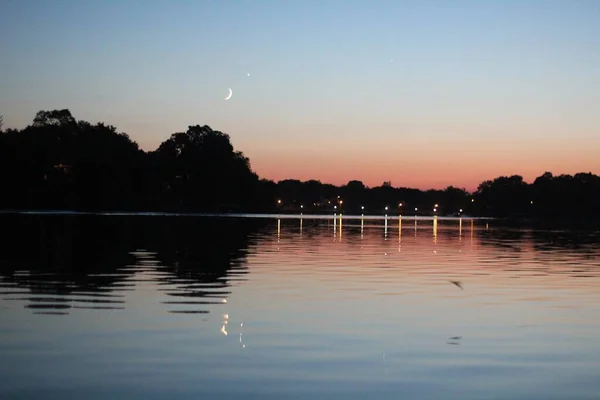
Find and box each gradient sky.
[1,0,599,190]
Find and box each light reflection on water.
[1,214,600,399]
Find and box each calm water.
[1,214,600,399]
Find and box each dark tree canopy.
[33,109,77,128]
[0,109,599,220]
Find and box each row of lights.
[277,199,466,214]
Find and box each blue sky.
[1,0,599,188]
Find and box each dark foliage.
[1,109,599,220]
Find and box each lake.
[1,213,600,399]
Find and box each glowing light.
[398,203,403,207]
[384,217,388,239]
[398,217,402,244]
[220,325,228,336]
[385,206,388,211]
[300,205,303,208]
[334,205,337,209]
[277,199,281,204]
[360,217,364,239]
[459,209,463,213]
[361,206,364,210]
[434,204,439,208]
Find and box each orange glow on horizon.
[246,140,600,191]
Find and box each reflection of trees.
[477,228,526,252]
[0,215,263,313]
[0,214,136,294]
[139,216,263,284]
[528,229,600,255]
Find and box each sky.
[1,0,599,191]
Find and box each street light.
[385,206,388,211]
[277,199,281,204]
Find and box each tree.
[0,109,144,210]
[475,175,529,217]
[153,125,259,211]
[32,109,77,128]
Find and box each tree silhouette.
[475,175,529,217]
[152,125,261,211]
[1,108,599,221]
[33,109,77,128]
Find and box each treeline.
[1,109,599,220]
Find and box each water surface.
[1,214,600,399]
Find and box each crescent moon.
[225,88,232,100]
